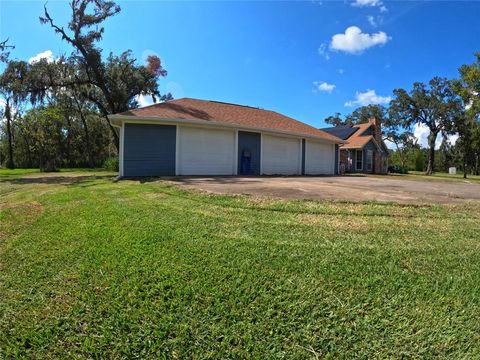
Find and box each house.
[109,98,344,177]
[321,118,389,174]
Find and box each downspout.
[108,116,123,179]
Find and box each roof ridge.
[206,99,262,110]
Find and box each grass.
[406,171,480,183]
[1,170,480,358]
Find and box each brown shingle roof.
[342,135,376,149]
[341,123,378,150]
[116,98,342,143]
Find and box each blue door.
[237,131,261,175]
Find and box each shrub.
[103,156,119,172]
[388,165,409,174]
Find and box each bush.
[388,165,409,174]
[103,156,119,172]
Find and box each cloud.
[345,89,391,107]
[330,26,390,54]
[338,68,345,75]
[313,81,335,93]
[136,94,155,107]
[384,138,397,150]
[352,0,381,7]
[351,0,387,11]
[28,50,54,64]
[318,43,330,60]
[367,15,377,27]
[413,123,459,150]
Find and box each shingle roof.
[341,123,379,150]
[116,98,342,142]
[352,122,372,135]
[342,135,376,149]
[320,125,359,140]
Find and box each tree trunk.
[80,113,94,168]
[425,131,437,175]
[104,115,119,153]
[4,102,15,169]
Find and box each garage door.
[123,124,176,176]
[262,134,301,175]
[177,126,236,175]
[305,140,334,175]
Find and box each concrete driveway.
[169,175,480,205]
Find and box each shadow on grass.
[0,175,114,186]
[148,185,432,219]
[129,175,342,185]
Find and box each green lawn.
[1,170,480,358]
[407,171,480,183]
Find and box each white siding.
[177,126,236,175]
[305,140,334,175]
[262,134,301,175]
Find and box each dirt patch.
[0,202,44,224]
[168,175,480,205]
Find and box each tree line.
[0,0,171,171]
[1,1,479,177]
[324,58,480,177]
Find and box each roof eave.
[108,114,346,144]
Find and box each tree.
[324,112,349,127]
[0,60,29,169]
[456,52,480,116]
[389,77,463,175]
[345,104,387,125]
[0,38,14,63]
[22,107,63,171]
[453,52,480,178]
[40,0,170,151]
[324,105,388,127]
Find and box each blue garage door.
[124,124,176,176]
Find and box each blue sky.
[1,0,479,133]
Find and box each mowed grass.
[1,170,480,358]
[406,171,480,183]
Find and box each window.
[356,150,363,170]
[366,150,373,172]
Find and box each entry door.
[238,131,261,175]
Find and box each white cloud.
[367,15,377,27]
[413,123,459,150]
[338,68,345,75]
[330,26,390,54]
[352,0,381,7]
[136,94,155,107]
[384,138,397,150]
[313,81,335,93]
[449,134,459,146]
[318,43,330,60]
[28,50,54,64]
[351,0,387,11]
[345,89,391,107]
